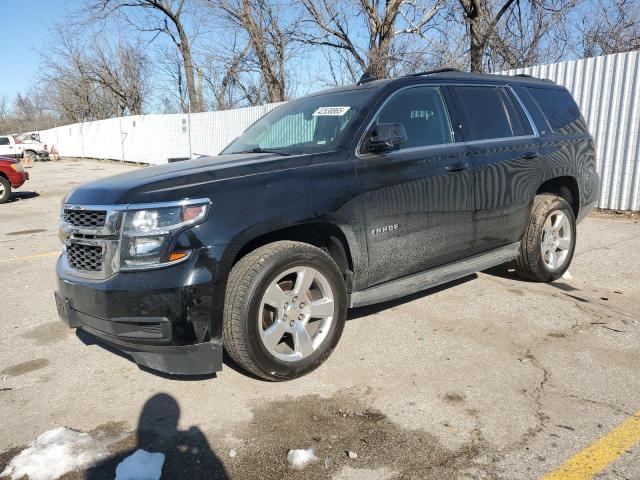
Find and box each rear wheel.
[515,194,576,282]
[26,151,38,162]
[0,176,11,204]
[223,241,347,381]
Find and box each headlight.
[10,162,24,173]
[120,201,209,269]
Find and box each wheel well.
[0,172,7,181]
[537,176,579,217]
[234,223,353,277]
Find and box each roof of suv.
[308,70,557,99]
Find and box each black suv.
[55,71,599,380]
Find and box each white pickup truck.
[0,135,49,161]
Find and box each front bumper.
[9,170,28,188]
[55,248,225,375]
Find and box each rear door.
[353,85,474,287]
[451,85,543,254]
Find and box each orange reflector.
[182,205,205,221]
[169,252,188,262]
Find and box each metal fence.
[38,50,640,211]
[38,103,282,166]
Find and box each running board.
[349,242,520,308]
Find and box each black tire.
[515,194,576,282]
[26,151,37,162]
[0,176,11,204]
[223,241,347,381]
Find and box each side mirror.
[366,123,407,153]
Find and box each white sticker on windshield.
[312,106,351,117]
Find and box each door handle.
[522,151,539,160]
[445,162,469,173]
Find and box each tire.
[223,241,347,381]
[515,194,576,282]
[26,151,37,162]
[0,176,11,204]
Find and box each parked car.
[0,157,29,203]
[55,70,599,380]
[14,135,50,162]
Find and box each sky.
[0,0,81,99]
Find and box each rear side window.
[373,86,453,150]
[0,137,9,145]
[527,87,585,134]
[453,86,513,141]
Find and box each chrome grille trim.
[63,209,107,228]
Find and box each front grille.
[67,243,104,272]
[63,209,107,228]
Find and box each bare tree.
[578,0,640,57]
[298,0,445,81]
[456,0,521,72]
[214,0,297,103]
[0,95,8,127]
[87,0,204,112]
[486,0,577,71]
[38,27,151,122]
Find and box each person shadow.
[86,393,229,479]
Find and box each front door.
[353,85,475,288]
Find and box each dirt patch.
[1,358,49,376]
[223,388,489,479]
[444,392,466,405]
[0,445,25,474]
[22,321,71,346]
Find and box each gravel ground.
[0,159,638,480]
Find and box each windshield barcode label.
[312,106,351,117]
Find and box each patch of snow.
[287,448,316,469]
[561,270,572,280]
[115,449,165,480]
[0,426,108,480]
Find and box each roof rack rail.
[407,68,463,77]
[356,71,377,85]
[513,73,554,82]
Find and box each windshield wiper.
[234,147,291,156]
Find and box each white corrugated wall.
[38,104,282,166]
[37,51,640,210]
[502,50,640,211]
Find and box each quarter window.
[371,86,453,150]
[527,87,584,134]
[0,137,9,146]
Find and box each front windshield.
[222,89,374,155]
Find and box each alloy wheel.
[258,266,335,362]
[541,210,572,269]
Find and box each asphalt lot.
[1,159,639,480]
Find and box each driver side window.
[372,86,453,150]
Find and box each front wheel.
[223,241,347,381]
[515,194,576,282]
[0,176,11,204]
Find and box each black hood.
[64,152,317,205]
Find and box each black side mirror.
[366,123,407,153]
